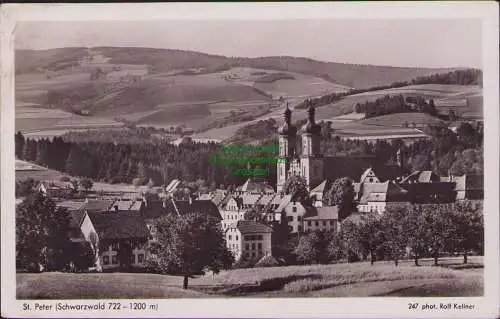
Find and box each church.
[276,104,407,193]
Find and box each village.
[15,104,484,273]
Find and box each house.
[87,211,150,271]
[82,199,115,213]
[275,195,307,233]
[220,196,245,232]
[240,193,262,210]
[399,181,456,204]
[357,181,409,214]
[303,206,340,233]
[225,220,273,262]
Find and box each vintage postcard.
[1,2,499,318]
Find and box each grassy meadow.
[17,257,483,299]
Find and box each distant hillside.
[16,47,459,89]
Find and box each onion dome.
[301,104,321,134]
[278,103,297,136]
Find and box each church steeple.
[277,102,297,193]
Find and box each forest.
[353,95,437,118]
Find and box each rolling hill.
[15,47,477,139]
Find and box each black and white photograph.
[1,2,499,318]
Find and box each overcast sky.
[15,19,482,68]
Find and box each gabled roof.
[170,199,222,220]
[323,156,383,182]
[222,196,243,210]
[274,194,293,212]
[237,178,275,194]
[304,205,339,220]
[88,211,150,240]
[212,190,230,207]
[241,194,262,206]
[236,220,273,234]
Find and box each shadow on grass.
[192,274,323,296]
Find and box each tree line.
[15,132,278,188]
[15,118,482,190]
[293,201,483,267]
[353,95,437,119]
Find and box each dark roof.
[142,199,168,220]
[69,210,86,229]
[323,156,385,182]
[88,211,150,240]
[82,200,114,213]
[236,220,273,234]
[167,199,222,220]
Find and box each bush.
[233,257,255,269]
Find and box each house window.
[323,221,327,226]
[369,178,374,182]
[245,244,249,250]
[229,235,232,240]
[112,255,118,265]
[258,243,262,250]
[315,221,319,226]
[330,220,335,225]
[138,254,144,264]
[288,216,293,222]
[103,256,109,265]
[292,207,297,212]
[252,252,256,257]
[236,235,238,240]
[252,243,256,250]
[307,221,311,226]
[111,242,119,251]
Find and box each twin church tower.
[277,104,324,193]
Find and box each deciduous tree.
[149,213,233,289]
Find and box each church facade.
[277,104,324,193]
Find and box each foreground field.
[17,257,483,299]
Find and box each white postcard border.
[1,2,499,318]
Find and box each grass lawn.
[17,258,483,299]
